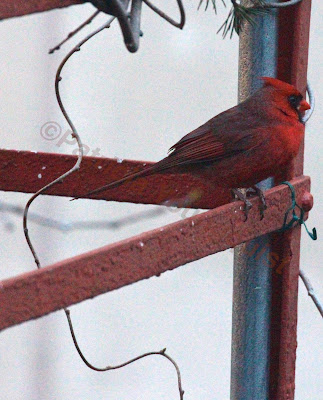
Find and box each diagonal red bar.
[0,176,310,331]
[0,149,231,209]
[0,0,83,19]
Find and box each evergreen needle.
[198,0,271,38]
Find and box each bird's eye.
[288,94,301,108]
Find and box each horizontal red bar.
[0,176,310,331]
[0,149,231,209]
[0,0,82,19]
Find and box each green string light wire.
[279,181,317,240]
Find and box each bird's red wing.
[170,129,225,161]
[152,124,265,175]
[152,127,225,172]
[152,110,255,173]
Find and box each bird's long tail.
[71,163,160,201]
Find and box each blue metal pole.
[231,2,278,399]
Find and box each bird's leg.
[232,188,252,221]
[246,186,267,220]
[254,186,267,219]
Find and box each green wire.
[278,181,317,240]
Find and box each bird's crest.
[261,77,301,95]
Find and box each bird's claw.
[232,187,267,221]
[243,198,253,221]
[252,186,267,220]
[259,202,267,220]
[232,189,253,221]
[245,186,267,220]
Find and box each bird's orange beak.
[299,99,310,112]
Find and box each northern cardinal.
[73,77,310,215]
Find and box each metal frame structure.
[0,1,313,399]
[232,1,312,399]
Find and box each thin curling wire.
[266,0,303,7]
[302,81,315,123]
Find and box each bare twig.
[23,19,117,270]
[23,14,185,398]
[65,309,184,398]
[143,0,185,29]
[49,10,100,54]
[300,269,323,318]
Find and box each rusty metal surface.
[0,0,83,19]
[269,2,312,399]
[0,149,231,209]
[0,176,311,331]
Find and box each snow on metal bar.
[0,176,310,331]
[0,149,231,209]
[0,0,82,19]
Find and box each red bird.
[74,77,310,216]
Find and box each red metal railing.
[0,175,311,331]
[0,0,82,19]
[0,149,230,208]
